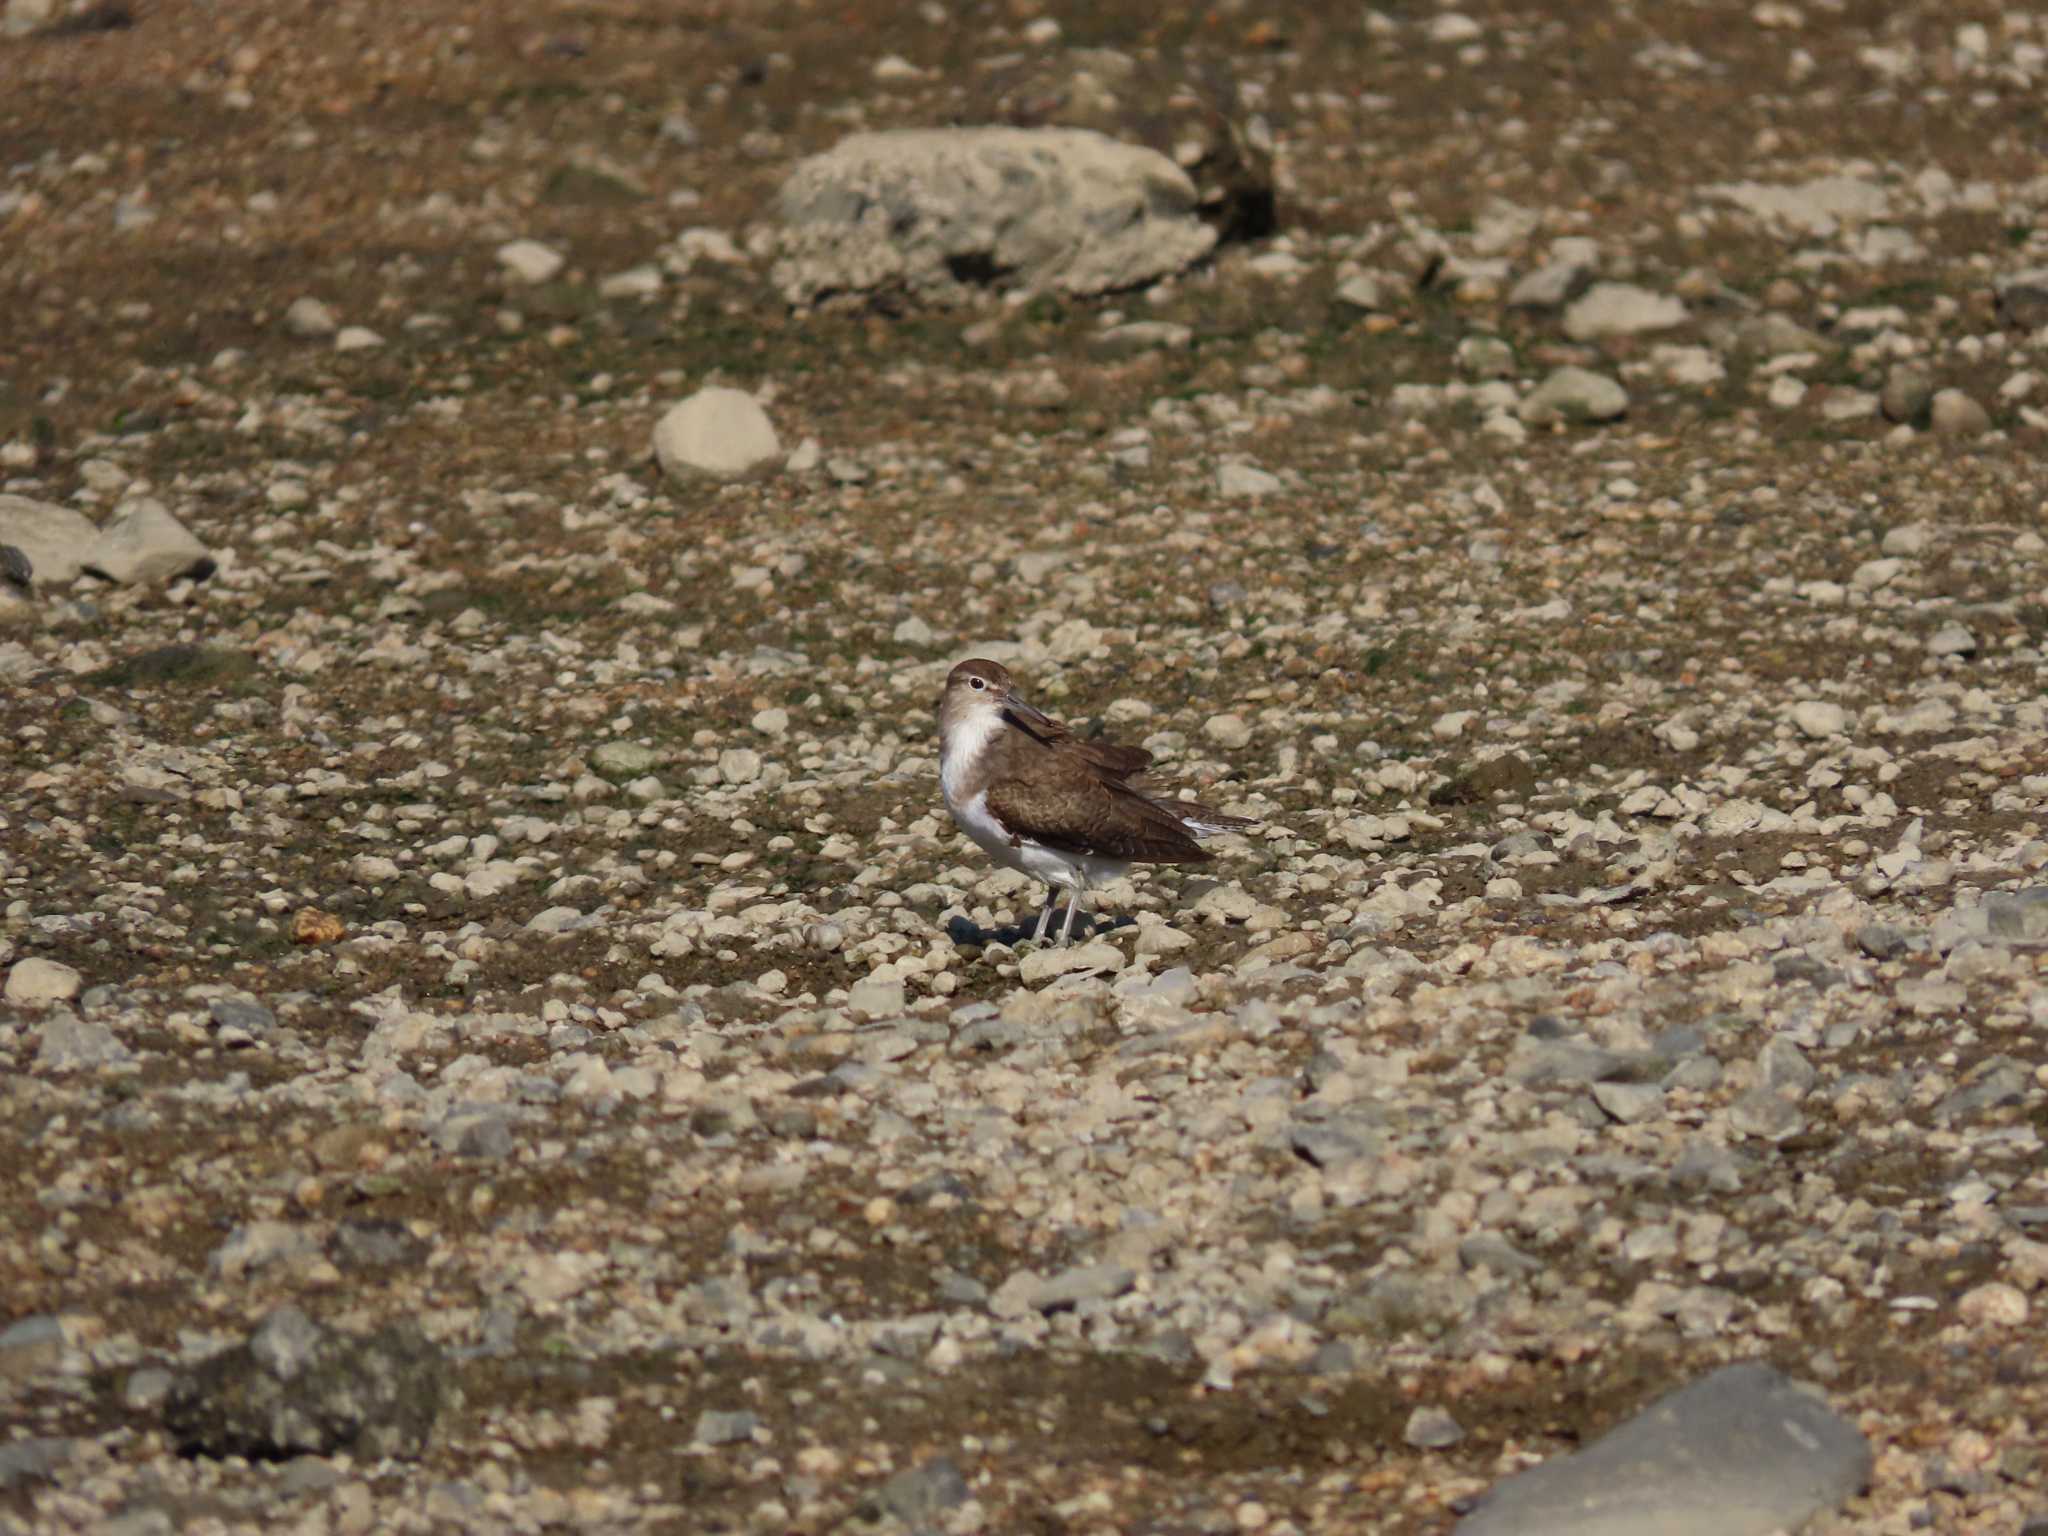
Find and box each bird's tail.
[1169,804,1258,839]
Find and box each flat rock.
[1562,282,1686,340]
[870,1455,972,1526]
[1019,940,1123,983]
[589,741,662,777]
[35,1010,130,1070]
[1710,175,1889,235]
[773,127,1217,307]
[1031,1261,1135,1312]
[1217,462,1281,499]
[1984,888,2048,942]
[653,387,782,481]
[1456,1362,1871,1535]
[692,1408,759,1446]
[0,1436,73,1492]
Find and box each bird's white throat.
[939,703,1005,810]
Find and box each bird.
[936,657,1255,946]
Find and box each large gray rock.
[868,1455,972,1527]
[35,1011,131,1071]
[773,127,1217,307]
[90,498,214,584]
[1456,1362,1871,1536]
[163,1307,450,1461]
[963,48,1275,242]
[0,495,99,586]
[0,1437,72,1492]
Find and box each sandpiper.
[937,658,1255,946]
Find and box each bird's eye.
[970,677,986,690]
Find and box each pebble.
[1519,366,1628,424]
[692,1409,759,1446]
[1925,621,1977,658]
[282,297,338,338]
[1787,700,1847,738]
[717,747,763,784]
[1880,365,1934,424]
[1217,462,1281,498]
[9,957,82,1005]
[1203,712,1253,748]
[1508,253,1594,310]
[845,979,906,1019]
[1404,1405,1466,1449]
[496,239,565,284]
[597,265,662,299]
[1334,272,1393,311]
[589,741,662,777]
[1957,1282,2028,1328]
[652,387,782,480]
[88,499,212,584]
[1929,388,1991,435]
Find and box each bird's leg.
[1031,887,1059,944]
[1058,888,1087,946]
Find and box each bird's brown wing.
[1002,705,1153,780]
[984,761,1212,864]
[1072,739,1152,779]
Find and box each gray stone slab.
[1456,1362,1870,1536]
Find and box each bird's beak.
[1003,692,1055,731]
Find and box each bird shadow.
[945,911,1136,949]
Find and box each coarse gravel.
[5,1,2048,1533]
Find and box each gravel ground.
[5,1,2048,1532]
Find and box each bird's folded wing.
[1005,708,1153,780]
[1075,740,1152,778]
[984,769,1210,863]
